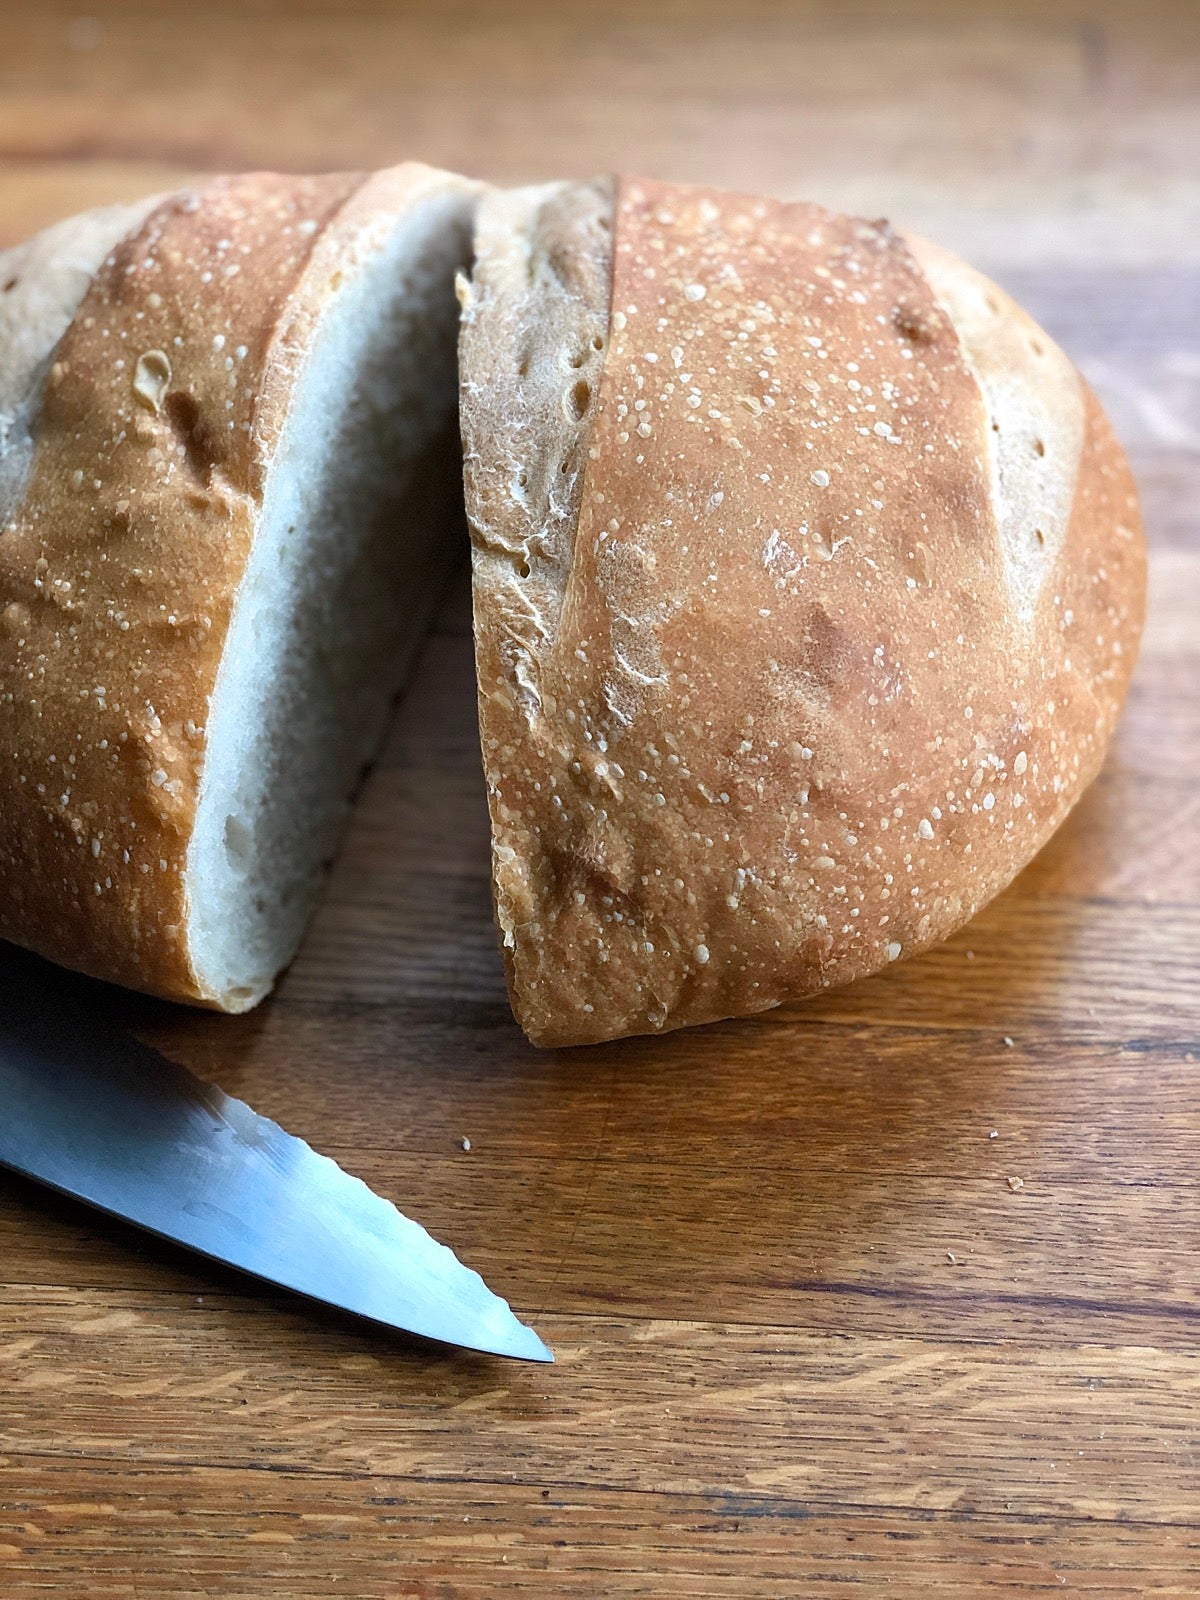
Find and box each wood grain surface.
[1,1,1198,1594]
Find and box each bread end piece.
[0,165,479,1010]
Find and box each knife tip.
[503,1320,554,1364]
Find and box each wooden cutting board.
[1,3,1198,1594]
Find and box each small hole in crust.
[560,458,571,474]
[517,558,531,579]
[1034,438,1045,457]
[569,349,589,369]
[1030,338,1044,357]
[569,378,592,418]
[893,301,931,342]
[591,335,605,351]
[224,814,251,863]
[1034,528,1045,545]
[165,388,201,434]
[991,420,1001,434]
[164,389,218,484]
[2,277,17,294]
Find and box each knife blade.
[0,983,552,1363]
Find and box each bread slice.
[460,176,1146,1048]
[0,164,479,1009]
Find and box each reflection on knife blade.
[0,984,552,1363]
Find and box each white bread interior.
[186,190,474,1008]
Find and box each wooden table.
[2,2,1198,1593]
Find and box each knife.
[0,979,552,1363]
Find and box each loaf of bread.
[0,167,1146,1039]
[459,176,1146,1047]
[0,164,478,1009]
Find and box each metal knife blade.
[0,985,552,1363]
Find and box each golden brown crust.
[469,176,1145,1047]
[0,164,474,1003]
[0,195,165,525]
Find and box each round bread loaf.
[459,176,1146,1048]
[0,164,478,1008]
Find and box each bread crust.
[0,164,477,1004]
[0,196,163,525]
[466,176,1146,1047]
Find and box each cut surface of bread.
[461,176,1146,1048]
[187,180,473,1008]
[0,164,478,1009]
